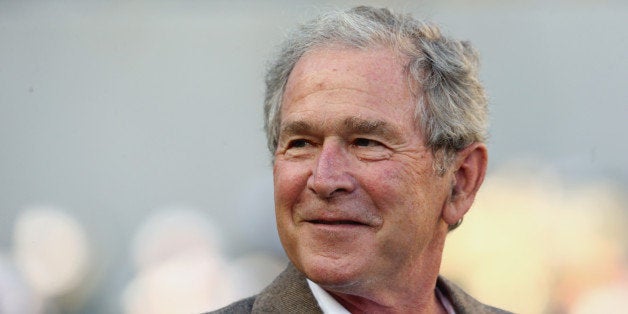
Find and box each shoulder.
[437,276,513,314]
[204,296,256,314]
[205,263,322,314]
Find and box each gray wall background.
[1,0,626,313]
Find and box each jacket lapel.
[252,263,322,313]
[437,276,511,314]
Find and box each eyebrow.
[343,117,394,138]
[280,116,402,141]
[280,120,313,137]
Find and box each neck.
[323,223,449,313]
[332,290,447,314]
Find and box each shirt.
[307,279,456,314]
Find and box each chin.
[295,254,366,290]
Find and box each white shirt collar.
[307,279,351,314]
[435,285,456,314]
[307,279,456,314]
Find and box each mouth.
[308,219,366,226]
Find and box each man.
[212,6,510,314]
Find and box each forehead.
[281,46,415,117]
[280,47,416,128]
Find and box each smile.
[308,220,366,226]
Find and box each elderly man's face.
[273,47,452,291]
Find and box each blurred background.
[1,0,626,313]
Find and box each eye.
[281,138,316,158]
[353,138,381,147]
[287,139,310,149]
[350,138,391,161]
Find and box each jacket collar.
[252,263,322,313]
[252,263,509,314]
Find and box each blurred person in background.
[211,6,510,313]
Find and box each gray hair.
[264,6,488,173]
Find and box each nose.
[307,140,356,198]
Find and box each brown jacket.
[209,263,511,313]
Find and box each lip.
[296,207,381,229]
[304,219,372,231]
[307,219,366,226]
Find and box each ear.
[442,142,488,225]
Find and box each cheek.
[361,161,428,209]
[361,161,443,230]
[273,161,310,210]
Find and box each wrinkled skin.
[273,46,487,313]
